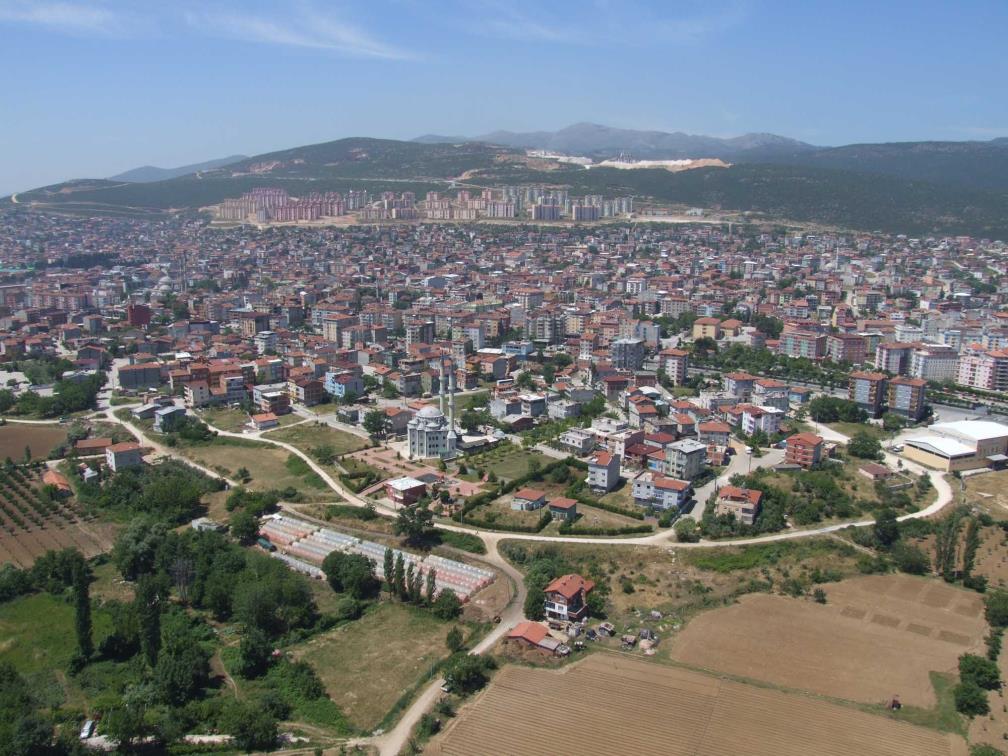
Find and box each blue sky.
[2,0,1007,195]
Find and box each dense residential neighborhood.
[1,205,1008,755]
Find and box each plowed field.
[670,575,985,707]
[428,653,965,756]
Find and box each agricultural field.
[177,437,332,500]
[263,421,369,457]
[428,653,964,756]
[288,602,465,732]
[669,575,986,708]
[0,423,68,461]
[0,465,116,566]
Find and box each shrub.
[890,541,930,575]
[959,654,1001,690]
[953,680,990,716]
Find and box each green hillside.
[8,136,1008,238]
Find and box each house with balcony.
[586,451,621,493]
[543,573,595,622]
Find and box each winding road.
[75,402,957,755]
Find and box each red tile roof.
[544,573,595,600]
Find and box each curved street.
[81,402,956,755]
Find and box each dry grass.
[263,422,369,457]
[288,602,461,731]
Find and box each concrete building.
[903,420,1008,472]
[586,451,621,492]
[714,486,763,525]
[665,438,706,480]
[849,371,888,418]
[888,376,927,420]
[106,442,143,472]
[610,338,645,371]
[785,432,824,468]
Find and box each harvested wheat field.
[428,653,965,756]
[670,575,986,707]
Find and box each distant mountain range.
[7,126,1008,238]
[414,122,817,161]
[109,155,248,183]
[415,123,1008,190]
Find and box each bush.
[960,654,1001,690]
[985,590,1008,628]
[953,680,990,716]
[890,541,930,575]
[674,518,700,543]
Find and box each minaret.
[439,359,446,414]
[448,361,457,429]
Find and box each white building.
[407,358,459,459]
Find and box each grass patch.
[177,439,331,500]
[828,422,888,442]
[288,602,462,732]
[197,407,251,432]
[264,423,369,457]
[870,671,964,736]
[436,530,487,554]
[685,539,856,573]
[0,593,118,711]
[466,446,550,482]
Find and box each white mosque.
[407,358,460,459]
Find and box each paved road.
[93,406,957,755]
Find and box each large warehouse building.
[903,420,1008,472]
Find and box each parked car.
[79,720,95,740]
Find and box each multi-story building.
[631,472,692,511]
[723,371,756,400]
[659,348,689,385]
[665,438,706,481]
[956,347,1008,393]
[909,344,958,382]
[874,342,915,375]
[752,379,789,411]
[777,330,827,360]
[888,376,927,420]
[849,371,888,417]
[692,317,721,340]
[543,574,594,622]
[827,333,866,365]
[610,338,645,371]
[586,451,621,492]
[785,432,824,468]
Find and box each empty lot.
[670,574,986,707]
[429,653,965,756]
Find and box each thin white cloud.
[185,6,414,60]
[463,0,748,46]
[475,3,571,43]
[0,1,126,35]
